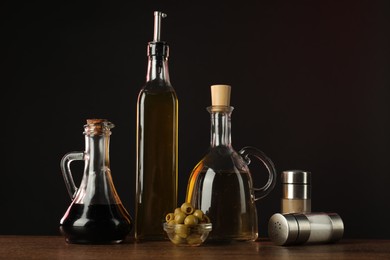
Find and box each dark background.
[1,1,389,239]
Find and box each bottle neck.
[146,42,171,83]
[84,133,110,173]
[208,106,234,147]
[74,122,120,205]
[146,56,171,83]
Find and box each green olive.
[167,219,176,226]
[201,215,211,223]
[193,209,204,220]
[174,207,182,215]
[171,234,185,244]
[174,212,186,224]
[181,202,194,215]
[165,213,175,222]
[186,234,202,245]
[184,215,199,225]
[175,224,189,238]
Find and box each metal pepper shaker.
[281,170,311,213]
[268,212,344,246]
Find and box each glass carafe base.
[60,203,132,244]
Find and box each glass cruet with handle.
[59,119,132,244]
[185,85,277,242]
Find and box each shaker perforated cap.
[268,213,311,246]
[268,213,300,245]
[281,170,311,184]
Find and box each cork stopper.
[84,119,114,135]
[211,84,231,106]
[86,119,107,124]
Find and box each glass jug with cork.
[59,119,132,244]
[185,85,277,242]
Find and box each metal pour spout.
[153,11,167,42]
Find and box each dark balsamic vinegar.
[60,203,132,244]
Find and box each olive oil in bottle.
[135,11,178,241]
[185,85,277,242]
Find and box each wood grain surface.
[1,236,390,259]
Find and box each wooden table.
[1,236,389,259]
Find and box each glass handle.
[239,146,277,201]
[60,151,84,199]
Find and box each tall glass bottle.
[135,11,178,241]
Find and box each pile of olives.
[166,202,210,225]
[164,202,211,245]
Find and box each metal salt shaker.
[281,170,311,213]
